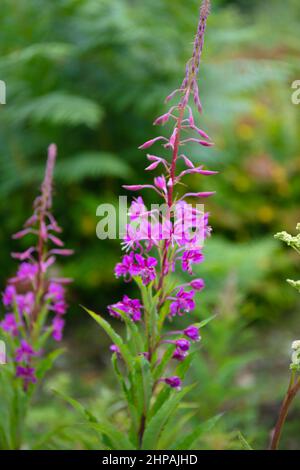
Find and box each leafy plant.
[59,0,223,450]
[0,145,72,449]
[268,226,300,450]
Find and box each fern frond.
[8,93,103,128]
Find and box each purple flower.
[47,282,65,301]
[141,352,150,361]
[129,197,147,221]
[16,292,35,316]
[108,296,142,322]
[164,376,182,391]
[153,112,172,126]
[138,136,168,150]
[11,247,35,261]
[52,316,65,341]
[154,176,167,193]
[175,339,190,351]
[134,254,157,285]
[115,252,157,285]
[15,262,38,282]
[110,344,120,355]
[16,366,37,387]
[15,340,37,363]
[0,314,19,336]
[52,300,67,316]
[190,278,205,291]
[170,288,195,316]
[2,285,16,307]
[101,3,214,396]
[0,144,72,393]
[114,252,138,280]
[184,325,200,342]
[182,250,204,275]
[172,348,187,361]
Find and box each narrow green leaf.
[238,432,254,450]
[90,423,136,450]
[35,348,65,380]
[171,413,223,450]
[175,351,196,379]
[152,345,175,382]
[149,386,171,421]
[111,354,139,436]
[83,307,132,368]
[194,314,217,329]
[142,385,194,450]
[53,389,98,424]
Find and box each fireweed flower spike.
[85,1,216,449]
[0,144,73,392]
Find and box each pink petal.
[182,192,216,199]
[12,228,35,239]
[180,155,194,169]
[11,247,35,261]
[49,249,74,256]
[145,161,160,171]
[48,143,57,160]
[165,89,181,103]
[138,136,167,150]
[192,126,211,141]
[153,113,171,126]
[48,234,64,247]
[169,128,178,148]
[181,138,214,147]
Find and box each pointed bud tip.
[48,143,57,160]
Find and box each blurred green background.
[1,0,300,449]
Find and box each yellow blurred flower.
[237,123,255,141]
[257,205,274,223]
[253,103,269,121]
[80,216,95,235]
[233,174,251,192]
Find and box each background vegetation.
[0,0,300,449]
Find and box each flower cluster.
[0,144,72,389]
[107,1,213,391]
[275,224,300,293]
[291,340,300,370]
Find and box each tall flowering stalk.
[84,1,218,449]
[269,225,300,450]
[0,144,72,449]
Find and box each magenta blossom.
[175,339,191,351]
[108,296,142,322]
[164,376,182,391]
[134,254,157,285]
[2,285,16,307]
[182,249,205,274]
[47,282,65,301]
[52,316,65,342]
[110,344,121,355]
[0,144,72,390]
[172,348,187,362]
[170,289,195,317]
[91,2,215,429]
[14,262,38,282]
[15,340,37,363]
[184,325,201,342]
[16,292,35,316]
[0,313,20,337]
[16,366,37,388]
[190,279,205,291]
[115,252,157,285]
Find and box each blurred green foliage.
[1,0,300,449]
